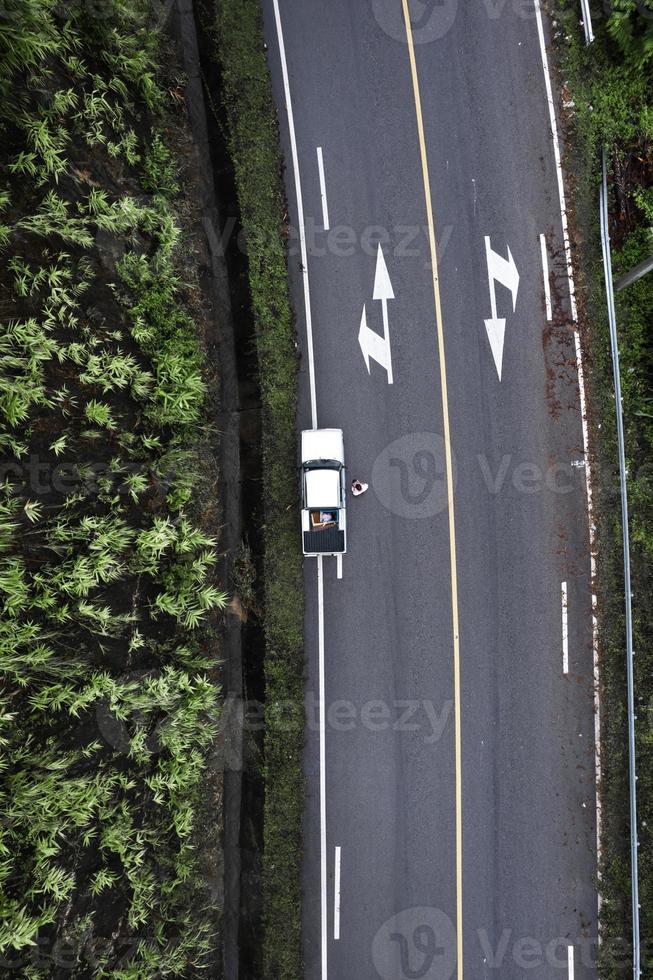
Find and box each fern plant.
[608,0,653,71]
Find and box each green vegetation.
[0,0,225,974]
[607,0,653,71]
[555,2,653,974]
[215,0,305,976]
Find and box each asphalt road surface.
[260,2,599,978]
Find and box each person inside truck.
[311,510,336,528]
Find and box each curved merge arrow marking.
[358,304,394,382]
[484,236,520,381]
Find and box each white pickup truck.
[300,428,347,556]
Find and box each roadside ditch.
[174,0,304,976]
[172,1,264,976]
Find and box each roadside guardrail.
[599,145,641,980]
[572,3,640,975]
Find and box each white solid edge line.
[533,0,602,885]
[568,944,575,980]
[336,553,343,580]
[317,146,330,231]
[271,0,318,429]
[317,555,327,978]
[540,232,552,321]
[334,846,341,941]
[533,0,577,322]
[562,580,569,674]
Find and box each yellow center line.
[400,3,463,978]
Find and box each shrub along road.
[555,2,653,974]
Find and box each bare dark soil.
[608,138,653,246]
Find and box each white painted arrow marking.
[483,317,506,382]
[358,305,392,381]
[358,244,394,383]
[484,236,520,380]
[373,241,395,302]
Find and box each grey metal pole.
[580,0,594,43]
[600,146,641,980]
[614,253,653,292]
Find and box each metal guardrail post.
[599,146,641,980]
[580,0,594,43]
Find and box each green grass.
[215,1,305,976]
[554,3,653,975]
[0,0,225,974]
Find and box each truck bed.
[303,527,345,554]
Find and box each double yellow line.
[400,4,463,979]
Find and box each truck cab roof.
[304,468,340,509]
